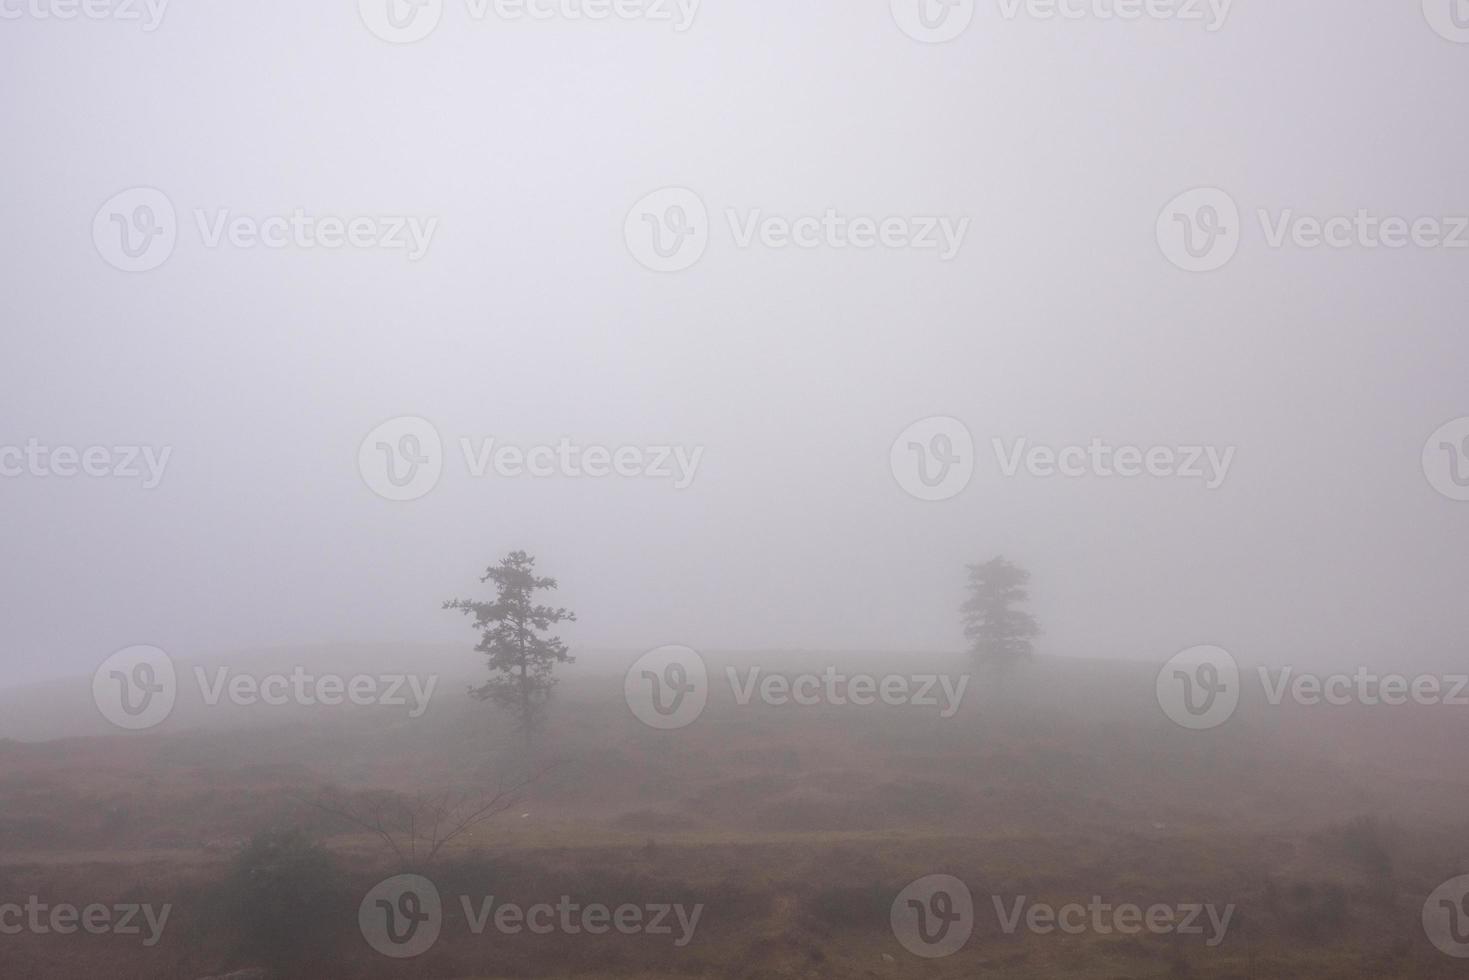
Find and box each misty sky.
[2,1,1466,687]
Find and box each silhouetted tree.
[444,550,575,740]
[961,557,1039,663]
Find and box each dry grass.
[2,656,1468,978]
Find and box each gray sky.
[2,1,1467,686]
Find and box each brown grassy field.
[1,653,1467,979]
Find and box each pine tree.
[961,557,1039,663]
[444,551,575,739]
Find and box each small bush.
[216,829,346,968]
[1327,815,1396,877]
[805,881,891,929]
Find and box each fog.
[2,1,1466,691]
[7,8,1469,978]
